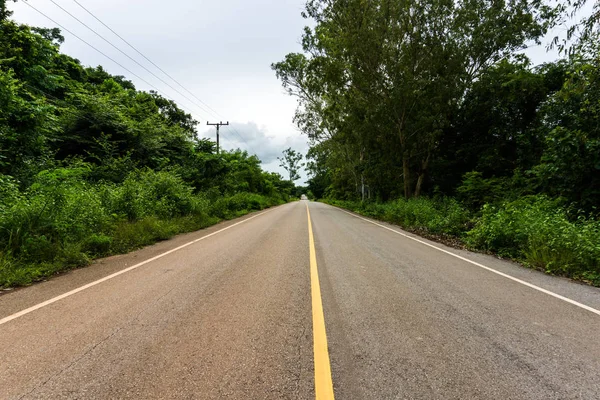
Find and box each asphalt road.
[1,201,600,399]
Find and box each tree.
[551,0,599,56]
[430,58,565,195]
[274,0,560,199]
[533,54,600,211]
[0,0,16,22]
[278,147,304,182]
[0,69,56,184]
[0,8,297,287]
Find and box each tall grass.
[0,168,284,288]
[467,196,600,282]
[324,195,600,284]
[324,197,471,236]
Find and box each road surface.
[1,201,599,399]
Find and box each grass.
[0,207,280,288]
[323,197,472,237]
[322,195,600,285]
[0,169,286,288]
[466,196,600,284]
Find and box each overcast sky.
[7,0,594,184]
[7,0,310,181]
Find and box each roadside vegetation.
[275,0,600,283]
[0,6,293,287]
[323,197,600,284]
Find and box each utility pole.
[206,121,229,154]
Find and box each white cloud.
[202,121,309,183]
[6,0,307,155]
[8,0,309,181]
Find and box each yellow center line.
[306,203,335,400]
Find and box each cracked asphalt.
[1,201,600,399]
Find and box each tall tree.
[533,49,600,211]
[0,0,15,22]
[274,0,560,199]
[278,147,304,182]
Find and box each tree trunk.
[402,153,412,198]
[414,173,425,197]
[361,173,365,202]
[413,152,431,198]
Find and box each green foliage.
[278,0,600,287]
[456,171,536,210]
[276,0,598,218]
[275,0,559,199]
[533,57,600,211]
[0,15,294,288]
[0,173,21,213]
[327,194,600,284]
[278,147,304,182]
[466,197,561,258]
[109,215,211,254]
[325,196,471,237]
[457,172,507,209]
[467,196,600,282]
[0,68,55,183]
[0,168,285,288]
[210,192,283,219]
[432,59,560,197]
[112,170,205,221]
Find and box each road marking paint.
[335,207,600,317]
[306,203,335,400]
[0,207,279,326]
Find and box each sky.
[6,0,595,184]
[7,0,310,181]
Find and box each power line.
[25,1,257,156]
[71,0,222,119]
[21,1,207,124]
[223,125,259,155]
[47,0,214,119]
[69,0,258,154]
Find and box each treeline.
[0,6,292,287]
[274,0,600,282]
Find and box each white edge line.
[0,207,278,326]
[332,206,600,317]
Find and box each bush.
[0,167,285,288]
[467,196,600,281]
[83,234,112,256]
[0,174,22,215]
[0,251,59,287]
[209,192,282,219]
[325,195,600,284]
[324,196,471,237]
[0,168,111,260]
[110,170,206,220]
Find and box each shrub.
[325,195,600,283]
[83,234,112,256]
[0,167,286,288]
[466,196,563,257]
[0,174,21,215]
[325,196,471,237]
[210,192,282,219]
[0,168,111,260]
[467,195,600,281]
